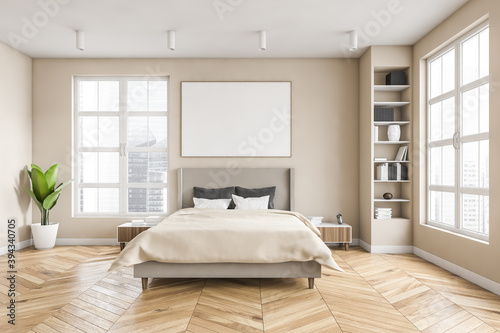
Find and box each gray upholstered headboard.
[178,168,295,211]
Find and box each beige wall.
[0,42,32,249]
[32,58,360,240]
[413,0,500,283]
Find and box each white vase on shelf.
[387,125,401,142]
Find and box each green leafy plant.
[25,164,73,226]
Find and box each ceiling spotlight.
[349,30,358,51]
[168,30,176,51]
[76,30,85,51]
[259,30,266,51]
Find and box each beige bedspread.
[109,208,342,272]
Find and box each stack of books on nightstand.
[306,216,323,226]
[374,208,392,219]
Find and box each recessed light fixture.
[76,30,85,51]
[168,30,176,51]
[259,30,266,51]
[349,30,358,51]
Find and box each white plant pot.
[387,125,401,142]
[31,223,59,250]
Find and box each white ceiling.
[0,0,469,58]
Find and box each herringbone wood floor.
[1,246,500,332]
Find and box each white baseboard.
[358,240,412,253]
[0,239,32,255]
[56,238,119,246]
[413,247,500,296]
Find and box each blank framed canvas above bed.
[181,81,291,157]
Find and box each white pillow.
[193,197,232,209]
[232,194,270,210]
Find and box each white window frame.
[73,76,169,217]
[426,21,489,241]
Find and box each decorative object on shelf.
[25,164,73,250]
[376,163,389,181]
[383,192,393,200]
[387,124,401,141]
[386,71,406,85]
[374,108,394,121]
[336,214,343,224]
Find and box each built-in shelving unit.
[359,46,413,251]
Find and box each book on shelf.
[374,208,392,219]
[395,146,408,161]
[374,157,388,161]
[374,126,379,142]
[376,163,389,181]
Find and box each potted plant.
[25,164,73,250]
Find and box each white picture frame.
[181,81,291,157]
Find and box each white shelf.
[374,160,410,163]
[374,101,410,107]
[374,121,410,126]
[374,85,410,92]
[374,141,410,144]
[374,180,410,183]
[373,217,410,222]
[374,198,410,202]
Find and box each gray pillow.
[193,186,234,200]
[235,186,276,209]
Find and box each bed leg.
[142,278,149,290]
[308,278,314,289]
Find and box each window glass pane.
[79,81,97,111]
[442,49,455,93]
[80,188,97,213]
[479,28,489,79]
[128,116,148,147]
[480,140,489,188]
[462,34,479,85]
[128,152,148,183]
[127,81,148,111]
[99,116,119,147]
[442,97,455,140]
[149,152,167,183]
[430,147,442,185]
[79,152,97,183]
[430,191,441,222]
[462,88,479,136]
[483,195,489,234]
[79,117,98,147]
[149,117,167,147]
[442,192,455,225]
[98,81,119,111]
[98,152,119,183]
[462,194,479,232]
[149,81,167,111]
[148,188,167,212]
[479,84,489,133]
[99,188,119,213]
[442,145,455,186]
[430,103,441,142]
[128,188,147,212]
[430,58,442,98]
[463,142,479,187]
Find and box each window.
[74,77,168,216]
[427,22,489,240]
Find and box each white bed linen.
[109,208,343,272]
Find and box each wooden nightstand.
[117,222,157,251]
[316,222,352,250]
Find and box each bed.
[110,168,341,290]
